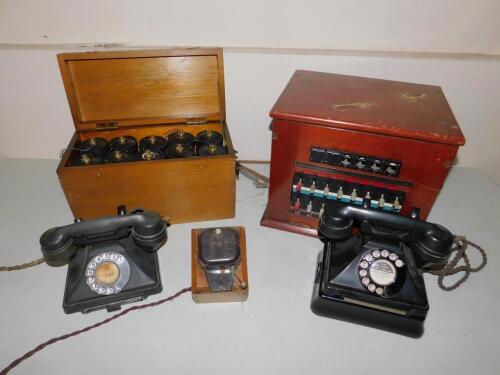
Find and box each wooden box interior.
[56,48,236,223]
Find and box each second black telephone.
[311,200,454,337]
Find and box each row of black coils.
[72,129,227,166]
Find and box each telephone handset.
[311,200,454,338]
[40,207,167,314]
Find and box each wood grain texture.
[191,227,249,303]
[271,70,465,146]
[57,48,225,131]
[56,48,235,223]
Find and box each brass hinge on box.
[96,122,118,130]
[186,118,207,125]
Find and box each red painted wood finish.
[270,70,464,145]
[261,71,465,237]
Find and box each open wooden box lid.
[271,70,465,146]
[58,48,226,132]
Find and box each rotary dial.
[85,252,130,295]
[358,249,404,296]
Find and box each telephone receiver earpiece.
[318,211,353,240]
[40,209,167,266]
[38,231,79,266]
[410,223,454,269]
[319,203,454,267]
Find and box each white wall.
[1,0,499,54]
[0,1,499,182]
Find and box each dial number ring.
[85,252,130,295]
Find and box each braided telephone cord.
[238,159,271,165]
[0,239,487,372]
[237,160,487,291]
[0,287,192,374]
[0,237,487,291]
[0,258,44,272]
[238,160,270,187]
[0,161,268,271]
[427,236,487,291]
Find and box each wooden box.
[57,48,236,223]
[261,70,465,237]
[191,227,249,303]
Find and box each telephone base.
[311,283,424,338]
[62,238,163,314]
[311,250,426,338]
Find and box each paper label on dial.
[369,259,397,286]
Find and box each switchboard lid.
[270,70,465,146]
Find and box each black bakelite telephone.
[40,206,167,314]
[311,199,454,338]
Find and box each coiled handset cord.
[0,238,486,374]
[0,161,488,373]
[0,160,488,292]
[1,237,486,291]
[427,236,487,291]
[236,160,488,291]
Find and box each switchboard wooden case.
[57,48,236,223]
[261,70,465,237]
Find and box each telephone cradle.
[311,201,454,338]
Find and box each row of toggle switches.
[290,173,406,217]
[310,147,402,177]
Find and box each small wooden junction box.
[261,70,465,237]
[56,48,236,223]
[191,226,249,303]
